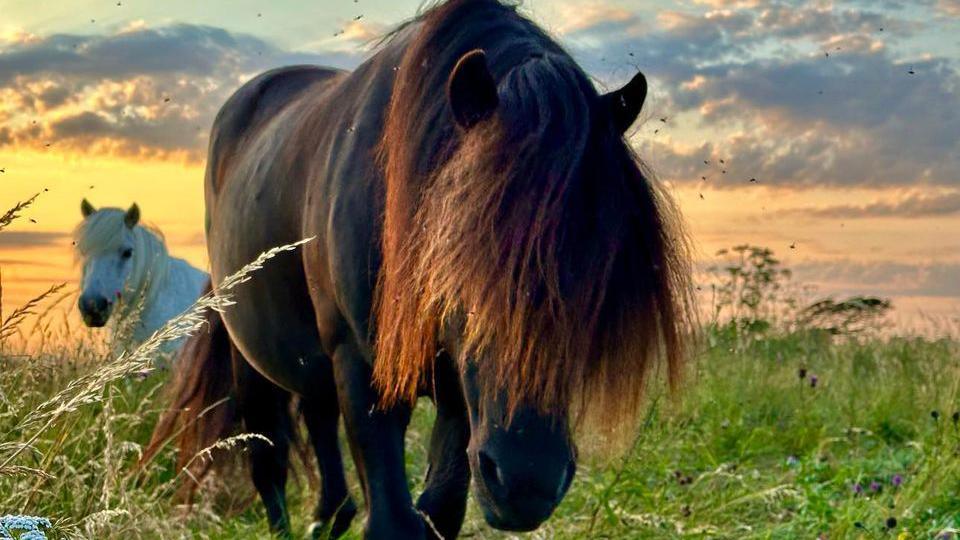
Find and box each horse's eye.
[121,248,133,259]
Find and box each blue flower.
[0,515,51,540]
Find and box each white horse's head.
[74,199,167,328]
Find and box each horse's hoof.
[309,499,358,539]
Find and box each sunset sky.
[1,0,958,329]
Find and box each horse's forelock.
[374,0,694,431]
[73,209,127,259]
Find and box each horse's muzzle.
[472,446,575,531]
[78,294,112,327]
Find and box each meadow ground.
[1,212,958,539]
[2,311,959,539]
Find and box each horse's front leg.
[332,341,424,539]
[301,358,356,539]
[416,353,470,540]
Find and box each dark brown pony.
[149,1,693,538]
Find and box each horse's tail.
[141,280,240,499]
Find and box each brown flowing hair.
[375,0,694,428]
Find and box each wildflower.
[931,410,940,421]
[0,515,51,540]
[852,483,864,496]
[810,374,819,388]
[870,481,883,493]
[798,367,807,380]
[885,517,898,529]
[891,474,903,487]
[786,455,800,467]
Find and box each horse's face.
[435,50,651,531]
[77,200,140,327]
[459,359,576,531]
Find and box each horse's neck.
[131,256,206,343]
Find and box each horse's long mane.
[375,0,694,428]
[73,209,171,319]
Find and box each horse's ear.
[602,71,647,134]
[124,203,140,228]
[81,198,96,218]
[448,49,499,130]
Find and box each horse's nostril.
[478,450,504,492]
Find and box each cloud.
[0,231,68,248]
[0,258,58,267]
[0,24,364,160]
[0,3,957,191]
[939,0,960,16]
[792,259,960,298]
[562,1,960,189]
[547,4,641,36]
[795,190,960,218]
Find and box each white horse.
[74,199,208,354]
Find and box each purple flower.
[852,483,864,495]
[870,481,882,493]
[891,474,903,487]
[810,375,819,388]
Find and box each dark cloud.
[0,25,358,86]
[37,85,72,109]
[0,231,68,248]
[0,24,364,159]
[795,191,960,218]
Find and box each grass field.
[2,239,960,539]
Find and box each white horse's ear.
[124,203,140,228]
[81,198,96,217]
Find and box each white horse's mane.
[72,208,172,320]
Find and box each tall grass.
[1,197,958,539]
